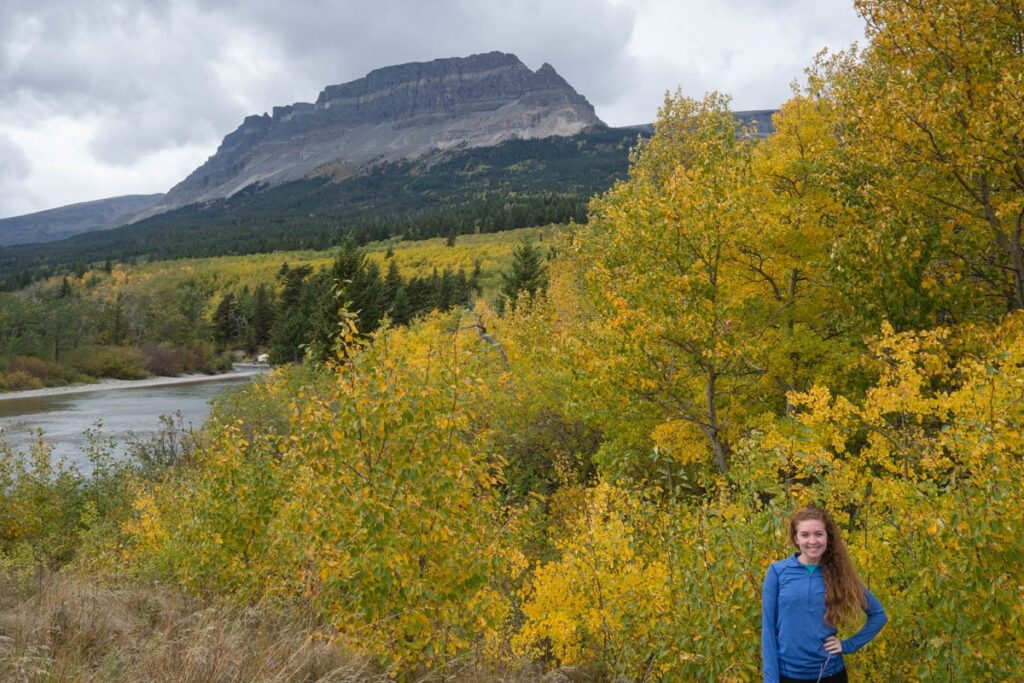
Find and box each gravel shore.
[0,366,269,401]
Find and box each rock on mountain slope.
[0,194,164,246]
[145,52,603,217]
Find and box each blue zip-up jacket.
[761,554,887,682]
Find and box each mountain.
[0,51,779,289]
[142,52,603,218]
[0,194,164,247]
[0,127,641,288]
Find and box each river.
[0,372,263,473]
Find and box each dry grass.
[0,571,589,683]
[0,571,383,683]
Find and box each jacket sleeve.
[762,565,780,683]
[840,585,887,654]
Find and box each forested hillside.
[2,1,1022,681]
[0,128,641,290]
[0,227,550,390]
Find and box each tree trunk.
[1010,218,1024,310]
[703,368,730,474]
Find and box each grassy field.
[122,224,565,302]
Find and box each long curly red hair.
[789,506,866,628]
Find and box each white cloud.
[599,0,863,122]
[3,114,207,211]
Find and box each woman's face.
[794,519,828,563]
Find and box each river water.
[0,373,260,473]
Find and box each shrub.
[123,412,200,475]
[203,352,234,374]
[124,313,512,675]
[141,344,187,376]
[70,346,149,380]
[0,429,135,572]
[142,341,228,376]
[514,483,771,681]
[0,369,42,391]
[207,363,326,442]
[515,319,1024,681]
[3,355,67,386]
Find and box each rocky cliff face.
[147,52,603,215]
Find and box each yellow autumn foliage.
[101,2,1024,680]
[121,312,513,675]
[514,315,1024,680]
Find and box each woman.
[761,506,887,683]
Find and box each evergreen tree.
[500,240,547,312]
[235,286,255,352]
[389,286,413,326]
[404,276,434,320]
[330,244,385,331]
[437,268,454,311]
[454,267,471,308]
[384,260,403,303]
[306,270,340,360]
[251,283,274,347]
[269,264,313,364]
[470,259,483,296]
[349,259,386,333]
[212,292,238,345]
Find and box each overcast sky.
[0,0,866,219]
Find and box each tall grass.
[0,571,381,683]
[0,570,568,682]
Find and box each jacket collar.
[784,552,805,568]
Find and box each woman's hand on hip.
[823,636,843,655]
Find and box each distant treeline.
[0,127,644,290]
[0,238,495,389]
[261,242,481,364]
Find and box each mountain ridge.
[0,53,777,268]
[141,52,603,219]
[0,109,775,252]
[0,194,164,247]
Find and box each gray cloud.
[0,134,30,180]
[1,0,639,168]
[1,1,280,164]
[0,133,34,217]
[0,0,865,217]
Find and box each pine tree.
[437,268,454,312]
[251,283,275,347]
[212,292,238,345]
[454,267,471,307]
[499,240,547,312]
[390,286,413,326]
[470,258,483,296]
[269,264,313,364]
